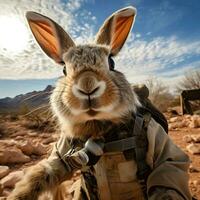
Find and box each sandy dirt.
[169,128,200,199]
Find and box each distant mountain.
[0,85,54,114]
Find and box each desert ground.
[0,110,199,200]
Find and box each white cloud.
[135,33,141,38]
[0,0,200,93]
[0,0,96,79]
[115,36,200,87]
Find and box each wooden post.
[180,93,185,115]
[180,89,200,115]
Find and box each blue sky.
[0,0,200,98]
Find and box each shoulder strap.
[103,110,152,182]
[133,112,151,199]
[134,113,151,181]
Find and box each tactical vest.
[68,109,159,200]
[63,85,168,199]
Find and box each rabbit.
[8,6,191,200]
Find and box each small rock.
[0,166,10,179]
[191,135,200,143]
[0,170,24,188]
[17,141,34,156]
[0,188,12,197]
[0,149,30,164]
[192,180,200,187]
[2,187,12,197]
[189,115,200,128]
[184,114,191,119]
[183,135,193,143]
[41,134,50,138]
[187,144,200,154]
[15,136,24,140]
[17,141,47,156]
[0,140,16,147]
[43,137,55,145]
[168,122,187,130]
[0,184,3,195]
[33,143,47,156]
[14,132,26,136]
[189,165,199,173]
[179,121,188,128]
[169,117,179,123]
[27,131,38,137]
[168,124,175,131]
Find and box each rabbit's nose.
[77,86,100,96]
[73,84,106,99]
[72,72,106,99]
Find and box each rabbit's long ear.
[26,12,75,64]
[95,7,136,56]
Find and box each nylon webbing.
[133,115,144,135]
[104,136,138,152]
[134,114,151,200]
[134,115,150,177]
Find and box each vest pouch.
[95,152,144,200]
[118,160,137,182]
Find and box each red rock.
[42,137,55,145]
[0,184,3,195]
[33,143,47,156]
[189,165,199,173]
[169,117,180,123]
[187,144,200,154]
[27,131,38,137]
[41,134,50,138]
[192,180,200,187]
[0,140,16,147]
[17,141,47,156]
[184,115,191,119]
[0,171,24,188]
[183,135,193,143]
[0,166,10,179]
[191,134,200,143]
[189,115,200,128]
[14,132,26,136]
[2,187,12,197]
[17,141,34,156]
[168,124,174,131]
[0,149,30,164]
[168,122,187,130]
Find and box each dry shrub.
[0,124,7,138]
[177,70,200,91]
[19,104,30,115]
[22,108,56,133]
[0,122,17,138]
[145,77,173,112]
[9,114,19,121]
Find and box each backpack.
[132,84,168,133]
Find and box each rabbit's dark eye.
[63,65,67,76]
[108,55,115,71]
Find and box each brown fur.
[8,7,138,200]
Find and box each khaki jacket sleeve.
[146,118,192,200]
[46,134,73,181]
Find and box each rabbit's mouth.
[86,109,98,116]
